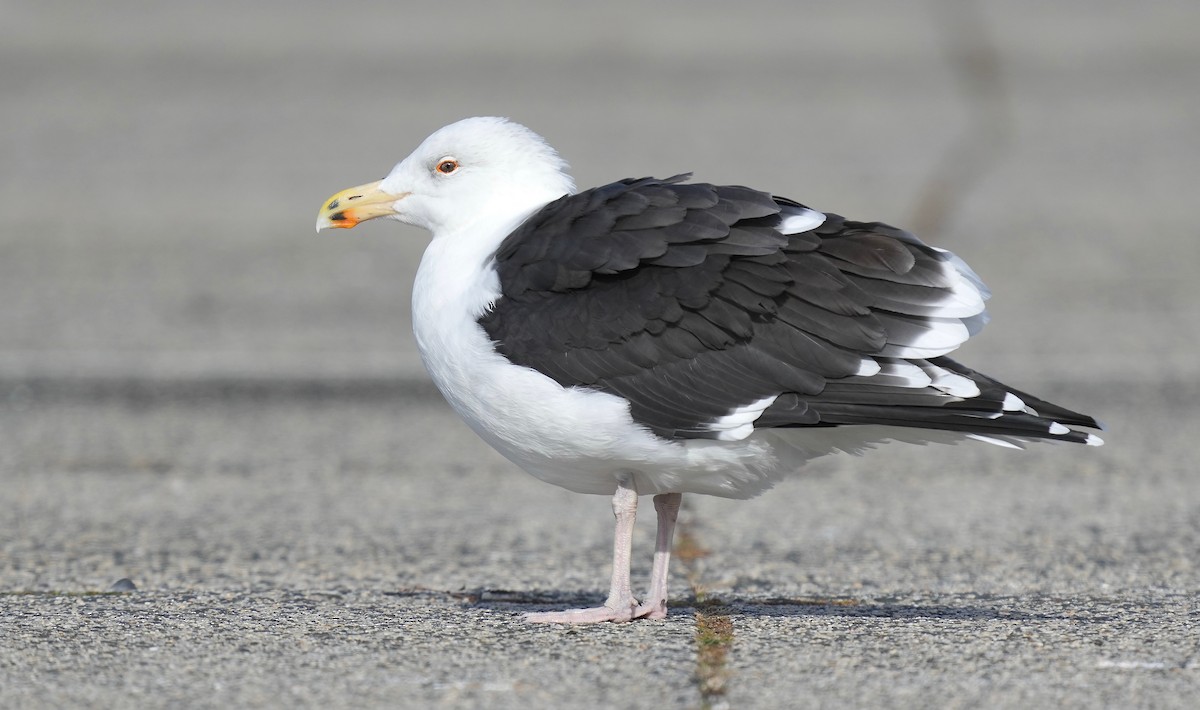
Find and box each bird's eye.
[435,158,459,175]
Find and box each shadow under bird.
[316,117,1104,624]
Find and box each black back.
[479,176,1101,443]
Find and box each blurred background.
[3,2,1199,704]
[3,0,1196,392]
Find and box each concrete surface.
[2,1,1198,708]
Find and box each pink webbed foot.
[524,598,667,624]
[524,603,637,624]
[632,599,668,620]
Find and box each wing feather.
[480,176,1101,444]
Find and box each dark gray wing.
[478,176,1102,444]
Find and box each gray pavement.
[2,1,1198,707]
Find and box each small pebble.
[109,578,137,592]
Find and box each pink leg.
[525,474,641,624]
[633,492,682,620]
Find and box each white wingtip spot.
[855,358,881,377]
[879,317,972,359]
[777,207,826,235]
[1048,422,1070,435]
[1002,392,1026,412]
[1085,434,1104,446]
[919,362,981,398]
[708,395,779,440]
[874,360,933,388]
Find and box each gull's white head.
[316,117,576,237]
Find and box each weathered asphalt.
[2,1,1198,707]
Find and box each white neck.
[409,190,559,397]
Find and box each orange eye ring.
[436,159,459,175]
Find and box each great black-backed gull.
[316,116,1103,624]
